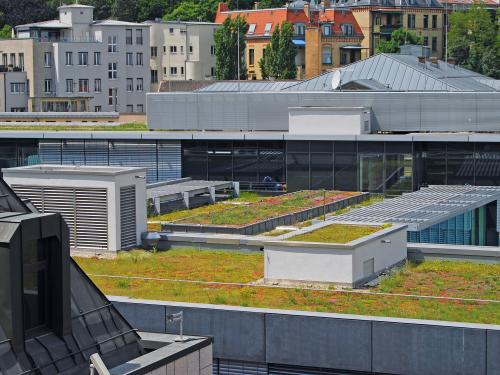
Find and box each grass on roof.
[150,190,361,227]
[287,224,388,244]
[75,249,500,324]
[0,122,148,131]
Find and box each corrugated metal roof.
[196,80,299,92]
[329,185,500,231]
[285,53,499,92]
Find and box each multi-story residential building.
[145,20,219,92]
[0,4,150,113]
[341,0,445,58]
[0,70,29,112]
[215,1,365,79]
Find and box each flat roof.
[329,185,500,231]
[2,164,147,176]
[147,179,234,200]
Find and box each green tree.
[111,0,139,22]
[0,0,56,28]
[375,28,423,54]
[163,0,219,22]
[214,16,248,80]
[257,0,285,8]
[0,24,11,39]
[448,4,499,78]
[259,22,297,79]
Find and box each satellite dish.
[331,70,341,90]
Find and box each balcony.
[373,24,401,34]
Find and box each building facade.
[146,20,219,92]
[0,71,28,112]
[0,4,150,113]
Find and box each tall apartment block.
[0,4,150,113]
[146,20,219,92]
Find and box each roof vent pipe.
[430,56,439,67]
[418,56,426,64]
[447,57,456,68]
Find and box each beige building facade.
[146,21,219,91]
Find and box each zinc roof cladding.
[284,53,499,92]
[15,20,71,30]
[196,80,299,92]
[329,185,500,231]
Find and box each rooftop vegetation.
[75,249,500,324]
[0,123,148,132]
[287,224,388,244]
[150,190,361,227]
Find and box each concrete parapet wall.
[112,298,500,375]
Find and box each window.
[94,78,101,92]
[170,67,178,75]
[322,45,332,64]
[264,23,272,36]
[295,23,305,35]
[423,36,429,46]
[211,67,215,77]
[136,52,143,66]
[108,62,117,79]
[65,79,74,93]
[2,53,6,66]
[181,66,184,75]
[432,14,438,28]
[249,49,255,66]
[211,45,215,55]
[248,24,256,35]
[151,46,157,57]
[126,104,133,112]
[108,88,116,105]
[10,82,25,94]
[136,78,143,91]
[126,52,133,65]
[340,52,347,65]
[78,79,89,93]
[169,27,174,34]
[180,45,184,54]
[151,69,158,83]
[407,14,416,29]
[65,51,73,65]
[126,29,133,45]
[94,52,101,65]
[19,53,24,71]
[163,67,167,75]
[170,45,177,53]
[189,45,193,53]
[44,52,52,67]
[44,79,52,93]
[136,29,143,45]
[78,52,88,65]
[432,36,437,51]
[126,78,133,92]
[95,105,102,112]
[163,46,166,54]
[423,14,429,28]
[137,104,144,113]
[341,24,353,36]
[108,35,117,52]
[322,24,331,36]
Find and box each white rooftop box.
[2,164,147,254]
[288,107,371,135]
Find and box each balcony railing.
[33,36,102,43]
[373,24,402,34]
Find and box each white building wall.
[3,72,29,111]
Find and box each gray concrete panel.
[487,329,500,375]
[372,322,487,375]
[265,314,372,372]
[163,306,266,363]
[113,301,167,333]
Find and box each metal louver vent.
[269,364,355,375]
[11,185,108,250]
[120,185,136,248]
[216,360,268,375]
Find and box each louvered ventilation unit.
[11,185,108,250]
[120,185,136,249]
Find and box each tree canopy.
[214,16,248,80]
[259,22,297,79]
[448,4,499,78]
[375,28,423,54]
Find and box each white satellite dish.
[331,70,341,90]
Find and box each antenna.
[331,70,341,90]
[166,311,189,342]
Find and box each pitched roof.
[285,52,500,92]
[196,80,299,92]
[336,0,443,8]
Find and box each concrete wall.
[112,298,500,375]
[288,107,370,135]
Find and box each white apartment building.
[146,20,219,91]
[0,4,150,113]
[0,71,29,112]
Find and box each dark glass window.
[447,143,474,185]
[207,142,233,181]
[415,142,447,186]
[287,141,309,153]
[385,153,413,196]
[474,143,500,186]
[182,141,207,180]
[311,153,333,190]
[23,239,49,335]
[233,144,258,182]
[334,152,357,191]
[287,153,309,191]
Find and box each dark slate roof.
[284,53,500,92]
[0,261,144,375]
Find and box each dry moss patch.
[288,224,387,244]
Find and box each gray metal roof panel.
[196,81,298,92]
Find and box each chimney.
[418,56,425,64]
[304,2,310,19]
[430,56,438,66]
[217,2,229,13]
[255,1,259,9]
[447,57,456,67]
